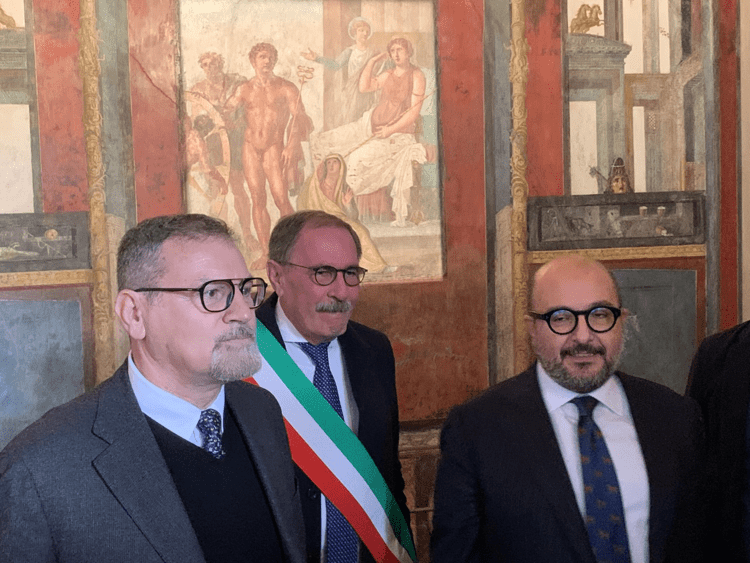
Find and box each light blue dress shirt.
[128,354,225,447]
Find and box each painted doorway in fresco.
[0,0,40,216]
[565,0,705,196]
[178,0,442,281]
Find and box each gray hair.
[117,214,236,291]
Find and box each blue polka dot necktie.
[298,341,359,563]
[197,408,226,460]
[571,396,631,563]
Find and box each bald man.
[431,256,706,563]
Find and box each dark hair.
[249,42,278,67]
[268,211,362,263]
[193,114,215,138]
[117,214,236,291]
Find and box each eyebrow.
[311,264,361,270]
[543,300,619,311]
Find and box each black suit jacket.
[430,366,706,563]
[256,293,410,563]
[687,320,750,561]
[0,362,306,563]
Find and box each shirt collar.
[128,353,225,441]
[536,362,626,417]
[276,302,341,351]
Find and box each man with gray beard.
[0,214,305,563]
[257,210,411,563]
[431,255,707,563]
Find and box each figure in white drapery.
[310,37,428,227]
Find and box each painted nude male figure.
[224,42,312,267]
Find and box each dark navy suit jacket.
[688,320,750,562]
[431,366,707,563]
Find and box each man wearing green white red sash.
[252,210,414,563]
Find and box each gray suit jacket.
[0,362,306,563]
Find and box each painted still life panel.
[565,0,705,196]
[179,0,441,281]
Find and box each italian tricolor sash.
[246,322,416,563]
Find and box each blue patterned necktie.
[197,408,226,460]
[571,396,631,563]
[298,341,359,563]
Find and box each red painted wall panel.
[33,0,88,212]
[525,0,564,197]
[127,0,183,219]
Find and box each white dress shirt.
[275,303,359,560]
[537,364,650,563]
[128,354,225,447]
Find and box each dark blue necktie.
[571,396,631,563]
[197,408,225,460]
[298,341,359,563]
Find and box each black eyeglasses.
[135,277,267,312]
[529,306,622,335]
[283,262,367,287]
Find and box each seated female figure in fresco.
[310,37,430,227]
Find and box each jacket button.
[307,489,320,500]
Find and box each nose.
[223,286,255,323]
[326,272,358,300]
[569,313,594,342]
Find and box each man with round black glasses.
[432,255,706,563]
[0,214,305,563]
[256,210,412,563]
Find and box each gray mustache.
[215,325,256,343]
[316,300,353,313]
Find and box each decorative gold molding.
[527,244,707,264]
[78,0,116,382]
[0,270,94,288]
[510,0,531,373]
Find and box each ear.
[266,260,285,297]
[523,315,539,338]
[115,289,147,341]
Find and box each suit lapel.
[91,365,205,563]
[512,368,597,563]
[226,383,301,562]
[257,294,285,348]
[619,373,673,563]
[338,324,370,437]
